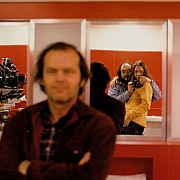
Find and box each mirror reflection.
[87,20,166,138]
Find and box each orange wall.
[0,2,180,19]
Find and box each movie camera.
[0,57,26,101]
[131,79,143,88]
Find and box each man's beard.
[120,76,131,84]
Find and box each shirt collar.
[40,101,77,128]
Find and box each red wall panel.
[0,45,27,96]
[109,158,153,180]
[1,2,180,19]
[111,142,169,180]
[115,51,162,82]
[91,50,115,78]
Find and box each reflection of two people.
[108,61,161,135]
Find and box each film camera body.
[0,57,26,101]
[131,79,143,88]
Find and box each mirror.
[87,20,167,140]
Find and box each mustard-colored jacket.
[125,82,153,127]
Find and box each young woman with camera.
[122,60,153,135]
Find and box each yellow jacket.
[125,82,153,127]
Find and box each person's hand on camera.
[139,76,151,84]
[128,82,134,94]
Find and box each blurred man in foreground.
[0,42,116,179]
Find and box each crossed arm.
[0,112,116,180]
[18,152,91,176]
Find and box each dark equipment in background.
[0,57,26,101]
[0,57,26,131]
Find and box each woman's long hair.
[131,60,152,81]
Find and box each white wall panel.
[29,20,87,104]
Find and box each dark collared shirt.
[0,100,116,179]
[40,102,73,161]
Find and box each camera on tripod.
[131,79,143,88]
[0,58,26,89]
[0,57,26,101]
